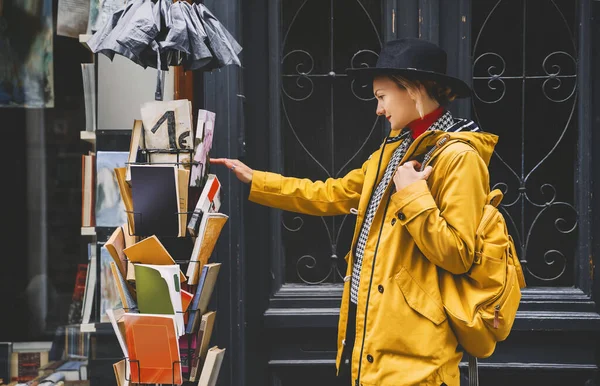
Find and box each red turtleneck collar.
[407,106,445,139]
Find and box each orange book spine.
[91,154,96,226]
[81,155,85,226]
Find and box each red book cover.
[123,313,182,385]
[16,352,40,382]
[178,334,198,376]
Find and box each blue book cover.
[185,264,209,334]
[56,360,84,371]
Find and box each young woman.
[211,38,498,386]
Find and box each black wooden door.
[232,0,600,385]
[243,0,389,385]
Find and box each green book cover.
[134,264,176,315]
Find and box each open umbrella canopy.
[87,0,242,98]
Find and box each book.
[37,359,67,378]
[104,225,128,284]
[0,342,11,385]
[186,263,221,334]
[10,342,52,383]
[134,264,185,336]
[57,0,91,38]
[122,235,186,282]
[104,224,137,293]
[188,311,216,382]
[114,167,135,236]
[190,110,216,188]
[95,151,129,227]
[196,263,220,317]
[112,359,128,386]
[177,168,191,237]
[122,313,182,385]
[186,264,209,334]
[139,99,194,169]
[105,308,131,386]
[129,164,189,237]
[186,213,228,285]
[55,360,87,381]
[38,364,68,382]
[187,174,221,237]
[12,352,41,383]
[180,282,194,326]
[178,334,197,376]
[109,261,137,312]
[100,246,122,322]
[81,63,96,132]
[197,346,225,386]
[105,308,128,359]
[122,223,138,248]
[37,358,66,374]
[81,243,97,324]
[125,119,143,182]
[181,289,193,314]
[64,324,90,359]
[81,153,95,227]
[70,263,88,307]
[61,379,89,386]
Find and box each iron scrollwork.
[473,0,578,284]
[290,215,353,284]
[280,0,381,284]
[348,49,379,101]
[282,50,315,102]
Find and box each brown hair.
[390,75,458,107]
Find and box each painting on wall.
[95,150,129,227]
[0,0,54,108]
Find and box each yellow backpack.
[438,188,527,358]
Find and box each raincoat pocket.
[395,267,447,325]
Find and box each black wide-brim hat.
[346,38,472,98]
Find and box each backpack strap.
[487,189,503,207]
[468,354,479,386]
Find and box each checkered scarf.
[349,110,478,304]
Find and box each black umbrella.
[87,0,242,100]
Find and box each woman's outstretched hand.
[210,158,254,184]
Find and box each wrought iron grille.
[280,0,383,284]
[472,0,578,286]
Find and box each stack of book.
[1,341,91,386]
[94,100,228,386]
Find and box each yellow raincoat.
[249,129,499,386]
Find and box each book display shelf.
[74,49,227,385]
[2,2,240,384]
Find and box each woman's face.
[372,76,420,131]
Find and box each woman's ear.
[407,86,425,119]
